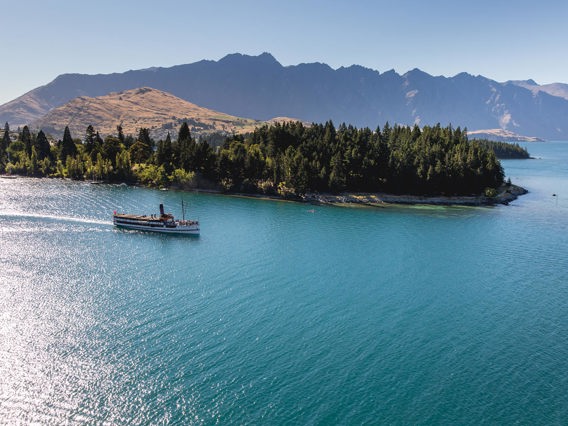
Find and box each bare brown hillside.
[31,87,295,139]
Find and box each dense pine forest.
[471,139,530,159]
[0,121,508,197]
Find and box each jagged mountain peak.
[219,52,280,67]
[452,71,474,79]
[403,68,437,79]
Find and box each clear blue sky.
[2,0,567,105]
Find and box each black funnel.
[159,204,165,215]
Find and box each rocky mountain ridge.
[2,53,567,140]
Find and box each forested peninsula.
[0,121,527,205]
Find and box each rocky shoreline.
[1,174,528,207]
[299,184,528,207]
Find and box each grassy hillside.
[30,87,296,140]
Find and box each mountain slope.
[3,53,568,140]
[509,80,568,101]
[30,87,274,139]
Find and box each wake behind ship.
[113,203,199,235]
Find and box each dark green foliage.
[192,140,216,179]
[84,125,97,155]
[59,126,77,161]
[198,132,226,150]
[2,122,10,152]
[471,139,530,159]
[20,125,32,157]
[217,138,247,189]
[34,130,51,160]
[129,128,153,163]
[156,133,174,173]
[0,121,505,196]
[123,134,135,149]
[137,127,153,148]
[177,122,191,143]
[217,121,504,196]
[102,135,121,167]
[129,140,152,164]
[173,122,197,170]
[117,125,125,144]
[0,123,9,172]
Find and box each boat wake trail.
[0,211,112,226]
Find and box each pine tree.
[60,126,77,161]
[20,125,32,157]
[0,122,9,171]
[178,122,191,143]
[1,122,10,152]
[117,124,125,144]
[84,125,96,153]
[137,128,153,147]
[129,128,153,164]
[34,130,51,160]
[174,122,196,171]
[156,133,173,172]
[102,135,121,167]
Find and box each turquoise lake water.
[1,142,567,424]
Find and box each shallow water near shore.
[1,142,567,424]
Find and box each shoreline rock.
[153,182,529,207]
[300,184,528,207]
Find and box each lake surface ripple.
[1,142,567,424]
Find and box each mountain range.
[1,52,567,140]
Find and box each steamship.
[113,203,199,235]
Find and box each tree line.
[0,120,506,196]
[471,139,530,159]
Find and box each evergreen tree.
[156,132,173,172]
[137,128,153,147]
[60,126,77,161]
[129,128,153,163]
[194,140,216,179]
[84,125,96,153]
[34,130,51,160]
[102,135,121,167]
[94,131,104,160]
[124,134,135,149]
[0,119,506,195]
[0,123,9,171]
[1,122,10,152]
[328,151,346,193]
[178,121,191,143]
[84,126,104,162]
[20,125,32,157]
[174,122,196,170]
[117,124,125,144]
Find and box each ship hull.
[113,215,199,235]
